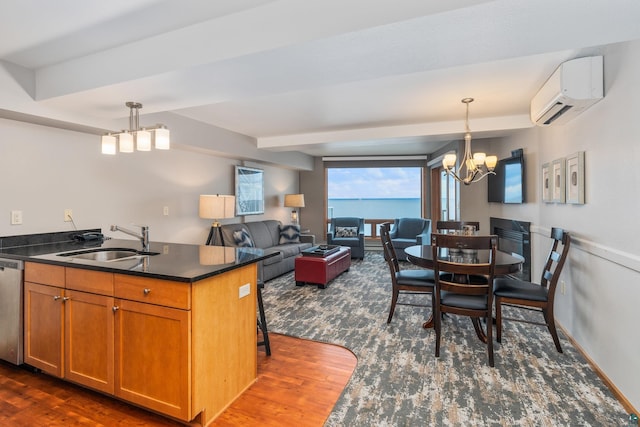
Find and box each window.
[326,167,423,236]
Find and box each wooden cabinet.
[112,273,191,419]
[23,280,65,377]
[64,289,115,394]
[24,263,115,393]
[23,261,257,425]
[115,298,190,419]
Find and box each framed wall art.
[551,158,565,203]
[235,166,264,215]
[566,151,585,204]
[541,162,551,203]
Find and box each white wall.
[0,118,300,244]
[487,40,640,411]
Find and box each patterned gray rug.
[262,251,627,426]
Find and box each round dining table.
[404,244,524,276]
[404,244,524,334]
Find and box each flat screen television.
[487,149,525,204]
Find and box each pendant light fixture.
[442,98,497,185]
[101,102,170,154]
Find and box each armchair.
[326,217,365,259]
[389,218,431,261]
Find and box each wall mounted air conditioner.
[530,56,603,126]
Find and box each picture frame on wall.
[566,151,585,204]
[551,158,565,203]
[235,166,264,215]
[541,162,551,203]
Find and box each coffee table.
[295,246,351,289]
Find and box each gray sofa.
[219,220,314,281]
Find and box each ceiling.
[1,0,640,157]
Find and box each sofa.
[219,220,314,281]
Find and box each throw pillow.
[232,229,254,247]
[335,226,358,238]
[279,224,301,244]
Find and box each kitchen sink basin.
[57,248,160,262]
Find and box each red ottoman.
[295,246,351,289]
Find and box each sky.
[327,167,421,199]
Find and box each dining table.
[404,244,525,338]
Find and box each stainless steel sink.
[57,248,159,262]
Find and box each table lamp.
[199,194,235,245]
[284,193,305,225]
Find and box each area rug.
[262,251,628,426]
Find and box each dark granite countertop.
[0,236,273,283]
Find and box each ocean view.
[328,198,421,219]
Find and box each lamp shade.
[284,194,305,208]
[118,132,134,153]
[199,195,235,219]
[101,134,117,155]
[153,127,170,150]
[136,129,151,151]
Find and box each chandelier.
[101,102,170,154]
[442,98,497,185]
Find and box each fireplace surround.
[489,217,531,281]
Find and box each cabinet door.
[114,299,191,421]
[65,290,115,394]
[24,282,65,377]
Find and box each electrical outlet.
[239,283,251,298]
[64,209,73,222]
[560,280,566,295]
[163,206,169,216]
[11,210,23,225]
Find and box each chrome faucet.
[110,224,149,252]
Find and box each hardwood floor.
[0,334,356,426]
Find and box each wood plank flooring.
[0,333,357,426]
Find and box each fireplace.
[489,217,531,281]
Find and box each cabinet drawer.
[66,268,114,295]
[114,274,190,310]
[25,262,65,287]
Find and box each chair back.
[330,217,364,232]
[431,233,497,298]
[436,221,480,234]
[380,222,400,274]
[392,218,430,238]
[431,233,498,366]
[540,227,571,292]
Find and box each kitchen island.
[1,233,274,426]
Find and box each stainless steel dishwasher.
[0,257,24,365]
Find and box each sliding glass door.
[430,165,458,223]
